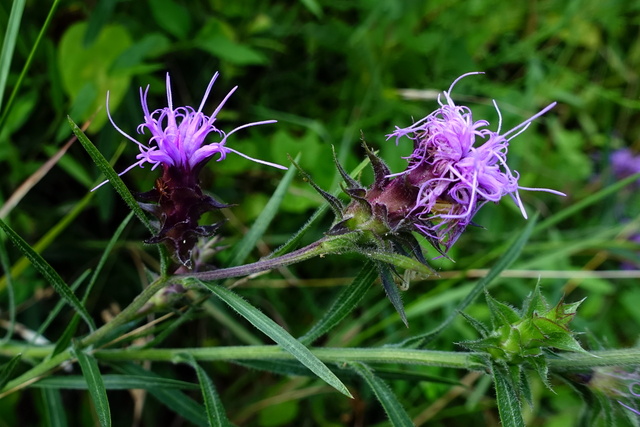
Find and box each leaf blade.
[299,261,376,345]
[189,278,352,398]
[0,218,95,331]
[491,363,525,427]
[350,362,414,427]
[72,348,111,427]
[180,354,232,427]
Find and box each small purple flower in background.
[100,72,286,267]
[611,148,640,187]
[383,71,565,249]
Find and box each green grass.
[0,0,639,426]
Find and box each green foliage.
[2,0,640,426]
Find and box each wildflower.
[384,72,565,249]
[611,148,640,185]
[292,73,565,324]
[101,72,285,186]
[100,72,286,267]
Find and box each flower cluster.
[101,72,285,267]
[292,73,566,322]
[384,72,565,249]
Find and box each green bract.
[461,286,589,365]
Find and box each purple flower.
[385,72,565,248]
[611,148,640,186]
[97,72,285,189]
[97,72,286,267]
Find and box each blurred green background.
[1,0,639,425]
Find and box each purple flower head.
[96,72,285,190]
[611,148,640,186]
[96,72,286,267]
[386,72,565,248]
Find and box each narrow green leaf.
[397,214,538,348]
[0,354,22,389]
[0,0,26,107]
[350,362,414,427]
[114,362,207,427]
[299,261,376,345]
[40,388,68,427]
[180,354,232,427]
[72,348,111,427]
[363,249,434,277]
[0,218,96,331]
[377,261,408,327]
[31,375,199,391]
[189,278,353,398]
[69,117,154,233]
[227,155,298,267]
[0,235,16,344]
[492,363,525,427]
[0,0,62,131]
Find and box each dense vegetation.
[1,1,639,426]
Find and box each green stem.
[79,277,170,348]
[547,349,640,370]
[0,349,71,398]
[93,346,482,369]
[0,277,170,396]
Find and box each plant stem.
[93,346,483,369]
[547,349,640,370]
[0,277,170,396]
[183,239,331,282]
[80,277,170,348]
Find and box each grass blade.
[0,0,62,130]
[52,212,134,356]
[227,154,299,267]
[0,218,95,331]
[299,261,376,345]
[34,270,89,344]
[40,388,68,427]
[0,354,22,389]
[350,362,414,427]
[72,347,111,427]
[0,0,26,108]
[31,375,198,391]
[0,235,16,344]
[188,278,353,398]
[180,354,232,427]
